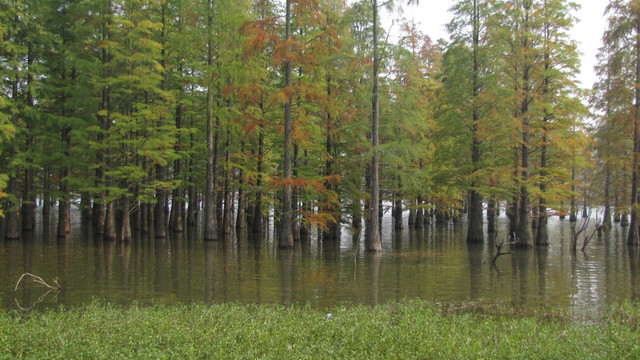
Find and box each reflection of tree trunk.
[104,240,115,281]
[205,241,216,304]
[121,242,131,287]
[171,232,183,294]
[535,246,549,299]
[467,242,483,299]
[628,247,639,298]
[366,252,382,306]
[248,233,263,302]
[279,250,295,306]
[57,238,70,278]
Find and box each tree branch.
[492,236,519,265]
[14,273,62,291]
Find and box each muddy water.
[2,207,639,315]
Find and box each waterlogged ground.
[1,207,639,315]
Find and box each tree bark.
[104,201,116,240]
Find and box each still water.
[2,207,639,315]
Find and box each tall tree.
[605,0,640,245]
[279,0,294,248]
[366,0,382,251]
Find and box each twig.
[14,273,62,291]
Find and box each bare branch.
[14,273,62,291]
[492,235,519,265]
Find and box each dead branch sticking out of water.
[14,273,62,291]
[571,209,601,252]
[492,236,519,265]
[581,225,600,252]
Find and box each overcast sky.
[391,0,608,90]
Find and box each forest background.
[0,0,637,250]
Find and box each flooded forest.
[1,0,639,311]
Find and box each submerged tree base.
[1,300,639,359]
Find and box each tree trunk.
[204,0,218,241]
[57,125,72,238]
[487,197,498,234]
[394,195,403,230]
[570,165,577,222]
[223,128,232,237]
[603,166,612,228]
[171,103,184,233]
[537,19,550,247]
[466,0,483,243]
[365,0,382,252]
[155,165,167,239]
[280,0,294,249]
[415,197,424,228]
[4,175,20,240]
[104,201,116,240]
[252,122,265,233]
[628,21,640,246]
[516,3,532,247]
[22,46,36,232]
[120,197,131,242]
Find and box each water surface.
[2,208,639,316]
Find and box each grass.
[0,299,639,359]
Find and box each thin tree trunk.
[487,197,497,234]
[236,141,246,233]
[516,3,532,247]
[204,0,218,241]
[104,201,116,240]
[628,20,640,246]
[537,15,550,246]
[467,0,483,243]
[223,127,232,237]
[365,0,382,252]
[252,121,264,233]
[4,175,20,240]
[22,45,35,232]
[280,0,294,248]
[120,197,131,242]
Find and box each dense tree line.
[0,0,632,248]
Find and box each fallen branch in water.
[492,237,519,265]
[14,273,62,291]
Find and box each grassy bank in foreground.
[0,300,639,359]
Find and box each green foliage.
[1,300,640,359]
